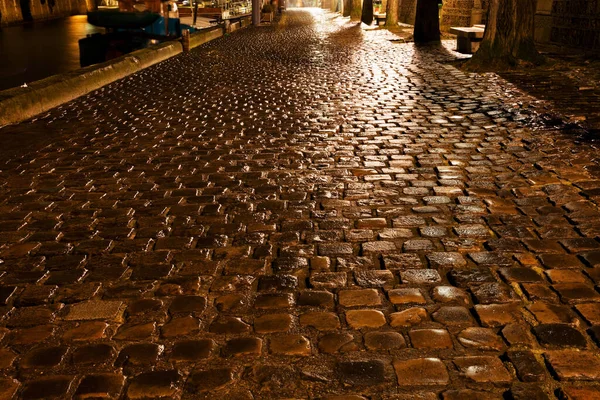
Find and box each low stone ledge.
[189,26,224,49]
[0,26,225,128]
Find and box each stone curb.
[0,26,224,128]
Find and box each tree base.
[464,47,546,72]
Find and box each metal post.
[193,0,198,26]
[182,29,190,52]
[252,0,261,25]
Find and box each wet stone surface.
[0,8,599,399]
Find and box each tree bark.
[385,0,398,27]
[350,0,361,20]
[343,0,351,16]
[361,0,373,24]
[413,0,440,43]
[467,0,543,69]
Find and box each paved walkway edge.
[0,26,224,128]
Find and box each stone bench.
[374,13,386,26]
[449,26,485,54]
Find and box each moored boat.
[87,10,161,29]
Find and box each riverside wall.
[0,26,225,127]
[0,0,94,26]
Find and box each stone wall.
[547,0,600,50]
[398,0,488,29]
[396,0,599,51]
[0,0,93,26]
[439,0,488,30]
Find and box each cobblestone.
[0,7,599,398]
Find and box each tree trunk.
[361,0,373,24]
[385,0,398,27]
[467,0,543,69]
[343,0,351,16]
[350,0,361,20]
[413,0,440,43]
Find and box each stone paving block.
[113,322,156,340]
[209,317,251,335]
[0,349,16,369]
[390,308,429,328]
[453,356,512,383]
[254,313,293,333]
[560,386,600,400]
[393,358,449,386]
[388,288,426,305]
[545,269,587,283]
[254,293,295,309]
[442,389,504,399]
[508,384,552,400]
[522,283,560,302]
[300,311,340,330]
[431,286,471,306]
[5,324,54,345]
[426,252,467,268]
[170,339,215,362]
[317,329,358,352]
[269,335,311,356]
[400,270,442,284]
[127,370,181,399]
[223,337,263,357]
[20,376,74,399]
[7,305,61,327]
[65,301,123,321]
[258,275,299,292]
[354,270,395,287]
[115,343,162,367]
[409,329,453,349]
[553,283,600,303]
[339,289,381,307]
[533,324,587,348]
[75,374,125,399]
[475,279,520,301]
[383,254,424,270]
[72,343,115,366]
[318,243,353,257]
[364,331,406,350]
[432,306,475,327]
[185,368,236,393]
[448,269,495,288]
[63,321,108,341]
[0,378,19,400]
[362,241,398,254]
[545,350,600,381]
[346,310,387,329]
[475,304,520,327]
[297,290,335,308]
[0,286,17,306]
[507,351,546,382]
[310,273,348,289]
[337,360,387,385]
[502,323,535,347]
[20,346,68,369]
[498,267,544,283]
[160,316,200,337]
[458,327,505,351]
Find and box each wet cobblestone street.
[1,8,600,399]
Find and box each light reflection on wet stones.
[0,8,598,399]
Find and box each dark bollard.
[182,29,190,52]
